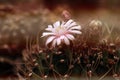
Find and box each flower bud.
[89,20,102,30]
[60,59,65,63]
[28,73,32,77]
[64,74,69,78]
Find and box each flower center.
[56,26,62,32]
[55,26,66,37]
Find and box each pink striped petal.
[56,38,61,45]
[48,25,53,28]
[52,39,57,47]
[63,36,70,45]
[69,30,82,34]
[67,22,77,29]
[64,19,73,27]
[45,27,53,31]
[69,25,81,30]
[66,34,75,40]
[46,36,55,46]
[41,32,54,37]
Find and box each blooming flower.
[41,19,82,47]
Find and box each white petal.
[41,32,54,37]
[63,36,70,45]
[66,34,75,40]
[60,35,65,39]
[64,19,73,27]
[67,22,77,29]
[69,25,81,30]
[48,25,53,28]
[52,39,57,47]
[69,30,82,34]
[56,38,61,45]
[53,21,60,28]
[46,36,55,46]
[45,27,53,31]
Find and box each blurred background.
[0,0,120,78]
